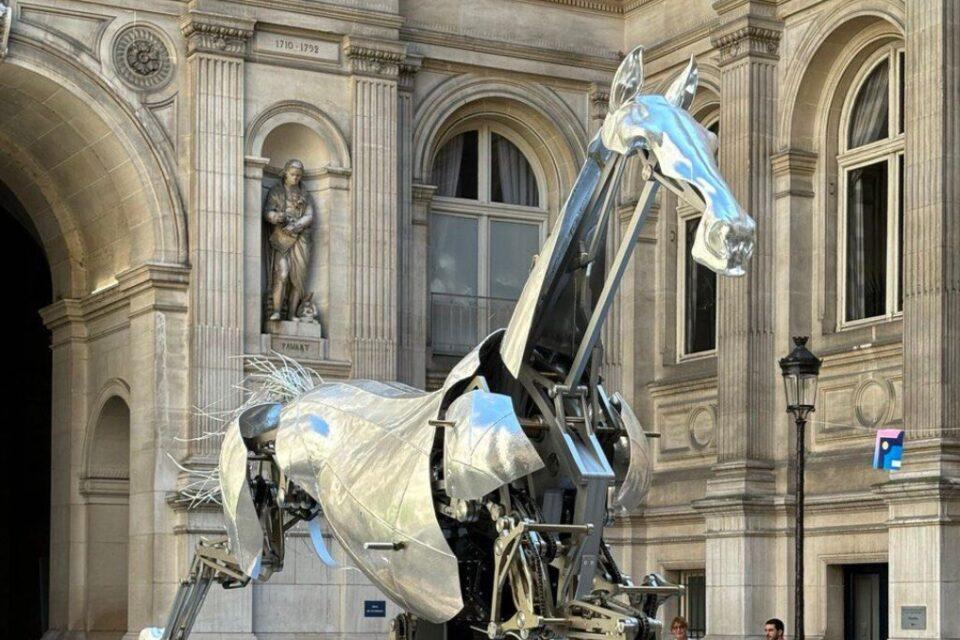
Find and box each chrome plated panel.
[219,419,263,579]
[273,381,463,623]
[443,390,545,500]
[610,393,652,512]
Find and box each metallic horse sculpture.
[146,46,755,640]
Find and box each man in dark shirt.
[765,618,785,640]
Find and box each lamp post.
[779,336,821,640]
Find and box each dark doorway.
[0,180,52,639]
[844,563,888,640]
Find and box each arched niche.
[81,389,131,639]
[244,102,352,362]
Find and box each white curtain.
[494,134,538,206]
[848,61,889,148]
[432,134,464,197]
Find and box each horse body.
[146,45,755,640]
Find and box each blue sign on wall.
[364,600,386,618]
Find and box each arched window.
[677,119,719,357]
[838,46,904,325]
[429,124,547,356]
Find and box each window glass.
[432,130,478,199]
[684,216,717,354]
[489,220,538,299]
[898,51,905,135]
[429,214,479,355]
[845,161,888,321]
[848,60,890,149]
[897,153,904,311]
[491,133,539,206]
[681,571,707,639]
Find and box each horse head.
[601,47,755,276]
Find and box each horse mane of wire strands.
[143,44,756,640]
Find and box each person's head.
[764,618,785,639]
[670,616,688,639]
[281,159,305,186]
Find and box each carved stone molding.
[711,21,781,64]
[342,36,406,79]
[589,83,610,121]
[112,24,174,91]
[181,11,255,58]
[398,53,422,93]
[0,2,12,61]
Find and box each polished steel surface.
[443,389,544,500]
[219,419,264,579]
[501,47,755,378]
[274,381,462,623]
[609,393,652,513]
[157,42,756,640]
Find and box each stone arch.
[81,384,132,639]
[1,22,188,297]
[246,100,352,171]
[413,75,586,209]
[778,1,904,150]
[776,5,903,340]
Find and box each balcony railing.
[430,292,519,356]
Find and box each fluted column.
[181,11,253,457]
[344,37,405,380]
[879,3,960,639]
[694,5,786,639]
[398,55,422,386]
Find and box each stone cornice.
[711,17,782,64]
[342,36,405,79]
[525,0,625,14]
[40,262,190,335]
[181,10,255,58]
[770,148,818,177]
[401,25,620,73]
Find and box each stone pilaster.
[695,5,787,640]
[39,300,88,636]
[410,183,436,388]
[881,3,960,639]
[181,11,254,457]
[344,36,405,380]
[398,54,422,386]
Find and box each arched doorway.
[0,180,53,638]
[83,394,131,640]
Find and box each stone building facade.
[0,0,956,639]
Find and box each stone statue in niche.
[264,159,315,323]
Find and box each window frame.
[675,117,719,361]
[836,45,905,330]
[428,123,549,355]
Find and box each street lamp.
[779,336,821,640]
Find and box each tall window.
[429,124,546,355]
[678,120,719,357]
[679,570,706,639]
[839,47,904,325]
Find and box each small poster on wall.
[873,428,904,470]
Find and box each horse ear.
[609,46,645,112]
[664,56,699,110]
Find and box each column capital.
[342,36,406,79]
[180,10,255,58]
[710,16,782,64]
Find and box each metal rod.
[796,416,805,640]
[564,177,660,389]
